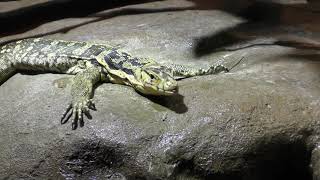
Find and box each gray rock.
[1,0,320,179]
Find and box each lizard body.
[0,38,230,129]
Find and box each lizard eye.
[150,74,155,80]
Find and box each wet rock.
[0,0,320,179]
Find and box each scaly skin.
[0,54,15,85]
[0,38,230,129]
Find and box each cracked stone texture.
[0,0,320,179]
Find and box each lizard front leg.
[60,65,104,130]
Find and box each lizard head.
[133,65,178,96]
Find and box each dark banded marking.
[121,67,134,75]
[105,50,144,67]
[127,57,143,67]
[121,52,130,58]
[104,54,134,75]
[119,51,144,67]
[102,49,152,76]
[80,45,107,57]
[104,55,122,70]
[108,49,121,59]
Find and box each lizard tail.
[229,56,244,71]
[0,57,16,85]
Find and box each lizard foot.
[60,99,96,130]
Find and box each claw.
[88,99,96,110]
[82,106,92,119]
[77,108,80,122]
[71,109,78,130]
[84,110,92,119]
[72,107,78,130]
[61,105,73,124]
[79,111,84,127]
[61,98,95,129]
[61,104,72,124]
[63,109,73,124]
[72,123,77,130]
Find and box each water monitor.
[0,38,234,129]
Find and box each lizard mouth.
[164,86,178,94]
[143,84,178,95]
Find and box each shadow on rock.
[172,137,313,180]
[171,159,242,180]
[144,94,188,114]
[244,137,313,180]
[0,0,195,44]
[0,0,161,36]
[192,1,320,57]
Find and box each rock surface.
[0,0,320,179]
